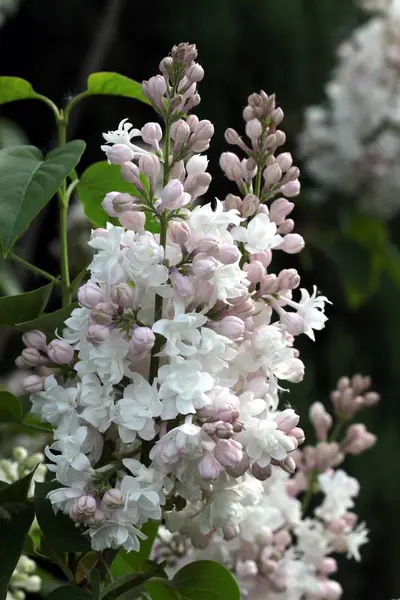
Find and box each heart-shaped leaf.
[0,77,37,105]
[0,281,53,328]
[0,141,85,256]
[86,73,150,105]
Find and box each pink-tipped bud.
[112,192,135,213]
[47,340,74,365]
[275,408,300,433]
[251,462,272,481]
[255,526,273,547]
[78,281,105,309]
[280,456,296,474]
[198,453,221,480]
[274,529,292,550]
[23,374,45,393]
[224,194,242,211]
[196,236,220,254]
[280,179,300,197]
[85,508,106,527]
[192,255,219,279]
[275,152,293,172]
[141,122,162,148]
[91,302,115,325]
[279,233,305,254]
[146,74,167,99]
[309,402,332,441]
[280,311,305,336]
[101,191,119,217]
[215,421,234,438]
[217,244,240,265]
[320,580,343,600]
[70,495,97,521]
[170,269,194,298]
[110,283,133,308]
[20,347,47,367]
[171,119,191,143]
[219,152,244,181]
[222,523,240,541]
[278,219,295,235]
[252,249,272,268]
[186,63,204,82]
[277,268,300,290]
[241,193,259,217]
[244,261,265,284]
[160,179,190,210]
[103,488,125,509]
[87,324,110,346]
[169,221,191,247]
[194,119,214,141]
[318,558,337,576]
[245,118,262,140]
[104,144,134,165]
[288,427,305,445]
[236,560,258,578]
[22,330,47,352]
[219,316,245,340]
[263,163,282,186]
[138,153,161,179]
[341,423,376,455]
[226,452,250,477]
[225,128,242,146]
[119,210,146,231]
[214,439,243,467]
[269,198,294,225]
[120,161,141,185]
[131,327,155,352]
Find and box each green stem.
[64,92,89,123]
[8,252,58,284]
[34,94,62,120]
[19,422,52,434]
[57,110,72,307]
[163,120,171,187]
[70,264,89,298]
[330,421,345,442]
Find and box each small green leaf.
[34,482,91,553]
[0,390,23,423]
[145,582,178,600]
[90,568,101,600]
[111,521,160,577]
[0,141,86,256]
[86,73,150,105]
[47,586,93,600]
[16,302,79,337]
[77,161,138,228]
[0,471,36,599]
[0,77,37,104]
[170,560,240,600]
[101,563,164,600]
[0,281,53,328]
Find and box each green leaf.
[111,521,160,577]
[0,141,86,256]
[0,77,37,105]
[16,302,79,337]
[0,390,23,423]
[0,281,53,327]
[86,73,150,105]
[90,568,101,600]
[170,560,240,600]
[101,563,164,600]
[34,482,91,553]
[77,161,138,228]
[48,586,93,600]
[145,582,178,600]
[0,471,35,599]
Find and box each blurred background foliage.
[0,0,398,598]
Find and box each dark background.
[0,1,398,599]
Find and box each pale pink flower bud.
[85,508,106,527]
[217,244,240,265]
[245,118,262,140]
[23,375,45,393]
[138,154,161,179]
[236,560,258,578]
[342,423,376,455]
[279,233,305,254]
[194,119,214,141]
[274,529,292,550]
[226,452,249,477]
[192,255,219,279]
[120,162,141,185]
[160,179,189,210]
[269,198,294,225]
[47,340,74,364]
[309,402,332,441]
[70,496,97,521]
[230,297,254,319]
[169,221,191,247]
[321,580,343,600]
[110,283,133,308]
[241,193,260,217]
[224,194,242,211]
[255,526,273,547]
[105,144,134,165]
[214,439,243,467]
[103,488,125,509]
[101,191,119,217]
[198,453,220,480]
[242,106,254,121]
[78,281,105,309]
[318,558,337,575]
[280,179,300,197]
[145,75,167,101]
[91,302,115,325]
[87,324,110,346]
[219,316,245,340]
[275,408,300,432]
[280,456,296,474]
[289,427,305,445]
[186,114,199,131]
[246,375,269,397]
[252,249,272,268]
[196,236,220,254]
[170,270,194,298]
[225,128,242,145]
[21,347,47,367]
[270,107,284,125]
[186,63,204,82]
[263,163,282,186]
[141,122,162,149]
[251,462,272,481]
[280,311,304,336]
[112,192,134,213]
[119,210,146,231]
[215,421,234,438]
[260,559,278,576]
[277,268,300,290]
[222,524,240,541]
[132,327,155,351]
[15,355,30,368]
[364,391,380,406]
[244,261,265,284]
[275,152,293,172]
[278,219,295,234]
[171,119,191,143]
[22,330,47,351]
[220,152,244,181]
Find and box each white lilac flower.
[237,418,296,468]
[316,469,360,522]
[30,375,79,430]
[152,300,207,357]
[231,213,283,254]
[78,374,114,433]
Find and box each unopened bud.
[169,221,191,247]
[224,193,242,211]
[263,163,282,186]
[217,244,240,265]
[141,122,162,148]
[222,523,240,541]
[275,408,299,432]
[112,192,135,213]
[245,118,262,140]
[269,198,294,225]
[280,179,300,197]
[20,347,47,367]
[275,152,293,172]
[171,119,191,143]
[23,374,45,393]
[214,439,243,467]
[279,233,305,254]
[186,63,204,82]
[22,329,47,351]
[91,302,115,325]
[103,488,125,509]
[104,144,134,165]
[47,340,74,365]
[244,261,265,284]
[198,453,220,480]
[219,316,245,340]
[78,281,105,309]
[251,462,272,480]
[101,191,119,217]
[119,210,146,231]
[120,161,141,185]
[160,179,190,210]
[87,324,109,346]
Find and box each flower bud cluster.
[299,0,400,218]
[7,555,41,600]
[18,44,330,556]
[153,374,379,600]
